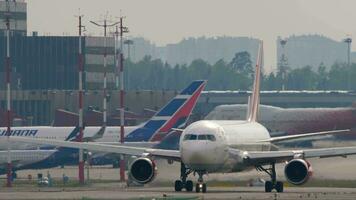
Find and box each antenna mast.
[90,15,119,128]
[4,0,13,188]
[76,13,85,184]
[118,15,129,182]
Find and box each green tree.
[327,62,348,90]
[316,62,328,90]
[229,51,253,74]
[287,66,318,90]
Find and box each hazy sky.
[27,0,356,71]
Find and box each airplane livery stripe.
[175,95,192,99]
[156,99,186,116]
[125,120,166,142]
[151,116,172,120]
[180,80,205,95]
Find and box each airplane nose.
[181,141,218,169]
[186,143,207,160]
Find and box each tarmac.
[1,142,356,199]
[0,185,356,200]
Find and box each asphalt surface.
[0,185,356,200]
[1,142,356,199]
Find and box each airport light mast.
[119,16,129,182]
[90,17,119,128]
[4,0,12,188]
[124,39,133,90]
[76,14,85,185]
[278,39,288,91]
[124,39,133,60]
[344,37,352,90]
[114,26,119,89]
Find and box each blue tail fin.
[125,80,207,142]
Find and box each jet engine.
[129,157,157,184]
[284,159,313,185]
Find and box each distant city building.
[0,0,26,36]
[126,36,260,66]
[276,35,351,70]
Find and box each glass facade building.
[0,0,26,36]
[0,36,82,90]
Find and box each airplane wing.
[237,146,356,166]
[259,129,350,144]
[9,137,181,160]
[10,134,356,167]
[97,141,158,148]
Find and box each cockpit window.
[184,134,216,141]
[197,135,207,140]
[207,135,216,141]
[183,134,197,140]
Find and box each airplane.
[11,41,356,193]
[205,104,356,140]
[0,80,206,174]
[0,80,206,150]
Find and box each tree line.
[124,52,356,91]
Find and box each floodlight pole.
[90,19,119,128]
[5,1,12,188]
[344,37,352,90]
[119,16,129,182]
[114,26,119,89]
[76,14,85,184]
[124,39,133,90]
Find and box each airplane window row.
[34,136,58,139]
[183,134,216,141]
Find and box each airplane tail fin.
[65,126,81,141]
[125,80,207,142]
[247,41,263,122]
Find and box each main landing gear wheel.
[257,163,284,193]
[174,163,193,192]
[175,180,183,191]
[186,180,193,192]
[275,181,284,193]
[264,181,273,192]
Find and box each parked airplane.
[206,104,356,139]
[0,80,206,150]
[12,42,356,193]
[0,80,206,173]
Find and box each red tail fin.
[247,41,263,122]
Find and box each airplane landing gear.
[257,163,284,193]
[174,163,193,192]
[195,171,206,193]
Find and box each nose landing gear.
[257,163,284,193]
[195,172,207,193]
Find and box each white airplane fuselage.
[180,120,271,173]
[0,126,138,150]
